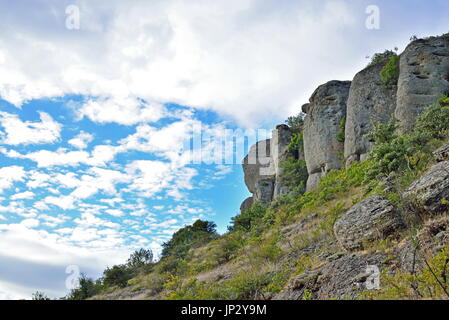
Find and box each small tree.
[31,291,50,300]
[103,265,133,288]
[127,248,153,268]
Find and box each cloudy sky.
[0,0,448,299]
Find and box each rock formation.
[241,125,295,210]
[344,58,397,165]
[404,160,449,214]
[302,80,351,191]
[334,195,404,251]
[395,36,449,134]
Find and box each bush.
[287,132,304,153]
[31,291,50,300]
[365,96,449,182]
[161,220,218,258]
[368,50,397,67]
[228,202,267,232]
[285,113,305,133]
[336,117,346,143]
[65,274,102,300]
[380,54,399,86]
[103,264,133,288]
[279,157,308,195]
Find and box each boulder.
[404,161,449,214]
[303,80,351,191]
[242,139,275,197]
[239,197,254,213]
[273,252,389,300]
[344,58,397,165]
[334,195,404,251]
[255,178,275,204]
[395,36,449,134]
[433,141,449,162]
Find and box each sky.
[0,0,448,299]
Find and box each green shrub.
[228,202,267,232]
[103,264,133,288]
[287,132,304,153]
[336,117,346,143]
[279,157,308,194]
[65,274,102,300]
[285,113,304,133]
[161,220,218,258]
[368,50,396,67]
[31,291,50,300]
[380,54,399,86]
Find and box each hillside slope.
[85,33,449,301]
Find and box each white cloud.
[0,0,385,126]
[68,131,94,149]
[0,111,61,145]
[76,97,166,125]
[0,166,25,193]
[10,191,35,200]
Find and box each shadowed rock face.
[396,36,449,134]
[344,58,397,166]
[303,80,351,191]
[242,139,274,197]
[271,124,293,200]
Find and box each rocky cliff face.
[303,80,351,191]
[241,34,449,203]
[396,36,449,134]
[344,58,397,165]
[241,125,293,209]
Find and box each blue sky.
[0,0,448,299]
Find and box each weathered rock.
[303,80,351,191]
[239,197,253,213]
[404,161,449,214]
[274,252,389,300]
[334,196,404,251]
[344,58,397,165]
[305,172,323,192]
[271,124,293,199]
[255,178,275,204]
[433,141,449,162]
[242,139,274,197]
[395,36,449,134]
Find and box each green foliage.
[380,54,399,86]
[103,264,133,288]
[213,233,245,264]
[127,248,153,268]
[365,246,449,299]
[65,274,102,300]
[368,50,396,67]
[161,220,218,258]
[287,132,304,153]
[365,97,449,183]
[336,117,346,143]
[228,202,267,232]
[279,157,308,194]
[31,291,50,300]
[285,113,305,133]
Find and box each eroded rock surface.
[334,195,404,251]
[404,161,449,214]
[396,36,449,134]
[303,80,351,191]
[344,58,397,165]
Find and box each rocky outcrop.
[404,161,449,214]
[241,125,296,208]
[395,36,449,134]
[334,196,404,251]
[271,125,293,200]
[303,80,351,190]
[433,141,449,162]
[344,58,397,165]
[274,252,389,300]
[239,197,254,212]
[242,139,274,204]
